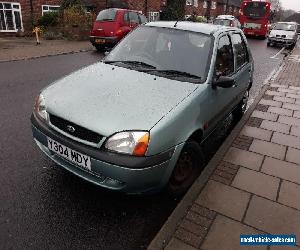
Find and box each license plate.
[248,32,254,35]
[95,39,105,44]
[47,137,91,171]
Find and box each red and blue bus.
[239,0,271,38]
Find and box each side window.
[215,35,234,77]
[232,33,249,69]
[139,14,147,24]
[129,12,139,23]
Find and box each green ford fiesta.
[31,21,254,196]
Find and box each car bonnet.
[42,62,198,137]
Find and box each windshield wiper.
[149,69,201,80]
[104,60,156,69]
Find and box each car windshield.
[214,19,231,26]
[244,2,267,18]
[273,23,296,31]
[105,26,212,83]
[96,9,117,21]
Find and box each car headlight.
[105,131,150,156]
[34,94,48,121]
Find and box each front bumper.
[268,37,295,46]
[31,114,182,194]
[89,36,119,47]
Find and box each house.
[0,0,240,36]
[0,0,61,35]
[185,0,241,19]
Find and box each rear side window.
[216,35,234,76]
[139,14,147,24]
[96,9,117,21]
[232,33,249,69]
[129,12,139,23]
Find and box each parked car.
[90,8,147,51]
[267,22,298,48]
[213,15,242,28]
[32,22,253,196]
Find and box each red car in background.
[90,8,147,51]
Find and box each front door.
[200,33,237,137]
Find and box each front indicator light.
[105,131,150,156]
[34,94,48,121]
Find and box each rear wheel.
[166,141,205,197]
[232,90,249,121]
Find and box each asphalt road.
[0,39,287,250]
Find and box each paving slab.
[278,115,300,127]
[265,90,285,97]
[294,111,300,118]
[165,238,196,250]
[268,106,293,116]
[224,147,264,171]
[249,139,286,160]
[278,181,300,211]
[283,103,300,112]
[202,215,266,250]
[260,120,291,134]
[196,180,250,221]
[259,99,282,107]
[261,157,300,184]
[272,132,300,150]
[245,196,300,245]
[240,126,272,141]
[286,93,300,100]
[290,126,300,137]
[260,120,290,134]
[251,111,278,122]
[286,147,300,165]
[232,167,280,200]
[273,96,295,104]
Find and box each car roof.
[216,15,236,20]
[145,21,239,35]
[107,8,141,13]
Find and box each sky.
[281,0,300,11]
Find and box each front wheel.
[232,90,249,121]
[166,141,205,197]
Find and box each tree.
[161,0,185,20]
[270,0,283,21]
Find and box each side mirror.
[213,76,236,89]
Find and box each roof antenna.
[174,20,179,27]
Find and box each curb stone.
[148,61,287,250]
[0,48,95,63]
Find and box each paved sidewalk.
[149,48,300,250]
[0,37,94,62]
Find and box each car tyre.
[166,141,205,197]
[267,42,271,47]
[232,90,249,121]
